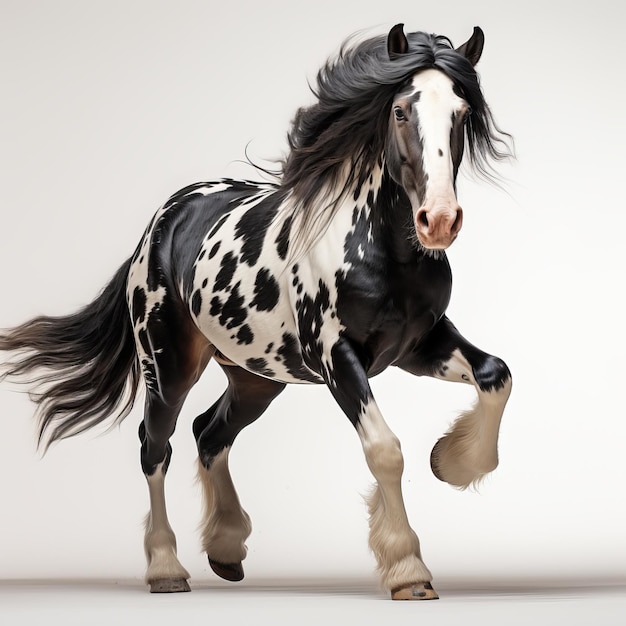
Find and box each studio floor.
[1,576,625,626]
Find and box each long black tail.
[0,258,141,450]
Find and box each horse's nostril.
[418,211,429,228]
[451,208,463,234]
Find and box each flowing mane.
[280,29,512,250]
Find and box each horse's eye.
[393,106,406,121]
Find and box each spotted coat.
[126,164,451,404]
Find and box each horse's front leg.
[320,339,438,600]
[398,315,512,489]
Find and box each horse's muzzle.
[415,205,463,249]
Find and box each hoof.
[391,582,439,601]
[430,439,446,482]
[149,578,191,593]
[209,557,244,582]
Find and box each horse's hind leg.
[193,363,285,581]
[134,301,213,592]
[140,398,191,593]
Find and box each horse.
[0,24,513,600]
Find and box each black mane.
[279,29,512,249]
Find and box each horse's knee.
[364,436,404,480]
[473,354,511,395]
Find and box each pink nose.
[415,206,463,249]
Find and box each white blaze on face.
[409,69,468,249]
[411,69,465,199]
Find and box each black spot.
[191,289,202,316]
[202,278,208,288]
[340,205,378,269]
[234,195,280,266]
[353,179,364,202]
[218,282,247,329]
[295,280,331,373]
[210,296,223,316]
[277,332,320,383]
[265,342,274,354]
[198,249,206,261]
[131,286,147,325]
[291,264,299,274]
[208,241,221,259]
[214,252,238,292]
[236,324,254,345]
[245,357,275,377]
[367,189,374,206]
[249,268,280,312]
[275,215,293,260]
[299,280,330,342]
[438,148,444,157]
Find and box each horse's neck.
[371,171,421,265]
[346,157,421,264]
[292,159,422,271]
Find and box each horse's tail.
[0,258,141,450]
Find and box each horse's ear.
[456,26,485,66]
[387,23,409,59]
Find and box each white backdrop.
[1,0,624,585]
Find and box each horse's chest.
[334,256,452,372]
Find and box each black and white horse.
[0,24,513,600]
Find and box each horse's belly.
[194,297,322,385]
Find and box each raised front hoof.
[209,557,245,582]
[391,582,439,601]
[430,439,446,482]
[431,435,498,490]
[149,578,191,593]
[430,435,478,489]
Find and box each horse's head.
[384,25,485,251]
